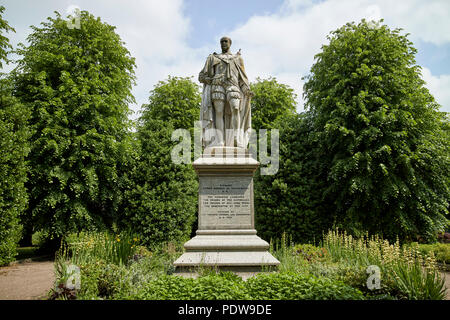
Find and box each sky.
[1,0,450,118]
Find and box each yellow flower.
[117,238,120,242]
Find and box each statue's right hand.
[204,77,212,85]
[199,74,212,84]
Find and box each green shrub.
[77,260,105,299]
[127,272,249,300]
[409,242,450,264]
[0,87,29,266]
[0,7,30,266]
[54,232,447,300]
[61,259,132,300]
[31,230,48,247]
[184,272,249,300]
[119,76,200,248]
[97,263,130,298]
[124,272,364,301]
[245,272,365,300]
[307,263,366,289]
[55,239,186,300]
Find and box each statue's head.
[220,36,232,52]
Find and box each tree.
[120,77,199,247]
[302,20,449,242]
[249,77,312,241]
[254,113,334,244]
[0,5,30,264]
[0,6,13,66]
[141,76,201,130]
[13,11,136,242]
[120,120,198,248]
[250,77,297,131]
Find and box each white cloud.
[421,67,450,112]
[376,0,450,46]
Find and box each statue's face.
[220,38,231,52]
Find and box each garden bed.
[49,230,448,300]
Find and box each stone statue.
[174,38,280,276]
[199,36,253,149]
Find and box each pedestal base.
[173,229,280,279]
[173,147,280,279]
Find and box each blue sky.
[183,0,284,48]
[2,0,449,117]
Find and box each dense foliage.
[250,79,308,242]
[255,20,449,244]
[0,6,13,65]
[255,113,333,244]
[300,20,448,242]
[141,76,201,130]
[0,6,30,265]
[408,242,450,265]
[12,11,136,241]
[250,77,297,131]
[123,272,364,300]
[119,78,199,248]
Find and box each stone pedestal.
[173,147,280,278]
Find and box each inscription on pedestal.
[199,176,253,229]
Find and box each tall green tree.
[13,11,136,242]
[120,77,199,247]
[303,20,449,242]
[0,6,30,264]
[249,77,307,241]
[254,113,334,244]
[250,77,297,131]
[0,6,13,65]
[142,76,201,130]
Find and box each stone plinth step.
[173,251,280,267]
[182,234,270,251]
[196,229,257,235]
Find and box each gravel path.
[0,258,55,300]
[442,272,450,300]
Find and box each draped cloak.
[199,52,252,148]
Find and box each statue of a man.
[199,36,253,149]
